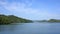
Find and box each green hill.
[48,19,60,22]
[36,19,60,23]
[0,14,33,25]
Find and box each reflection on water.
[0,23,60,34]
[0,25,16,31]
[0,23,24,31]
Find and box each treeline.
[37,19,60,22]
[0,14,33,25]
[48,19,60,22]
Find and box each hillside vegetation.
[37,19,60,22]
[0,14,32,25]
[48,19,60,22]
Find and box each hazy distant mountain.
[36,19,60,23]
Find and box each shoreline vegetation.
[0,14,60,25]
[37,19,60,23]
[0,14,33,25]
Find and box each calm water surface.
[0,22,60,34]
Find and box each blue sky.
[0,0,60,20]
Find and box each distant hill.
[0,14,33,25]
[36,19,60,23]
[48,19,60,22]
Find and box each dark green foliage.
[36,19,60,23]
[0,14,32,25]
[48,19,60,22]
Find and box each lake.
[0,22,60,34]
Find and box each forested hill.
[0,14,33,25]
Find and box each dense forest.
[48,19,60,22]
[37,19,60,22]
[0,14,33,25]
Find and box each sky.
[0,0,60,20]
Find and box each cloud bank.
[0,0,60,20]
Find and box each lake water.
[0,22,60,34]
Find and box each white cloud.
[0,0,59,20]
[0,0,40,14]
